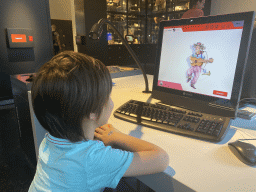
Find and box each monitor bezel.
[152,11,255,117]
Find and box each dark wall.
[0,0,53,75]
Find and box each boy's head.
[32,51,112,142]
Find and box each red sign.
[213,90,228,97]
[29,36,33,41]
[11,34,27,43]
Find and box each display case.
[105,0,211,70]
[106,0,190,45]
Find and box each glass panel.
[106,0,192,44]
[152,0,166,13]
[166,13,175,20]
[147,14,164,44]
[127,13,145,44]
[166,0,190,14]
[107,13,127,44]
[166,0,175,12]
[175,1,189,11]
[147,0,154,14]
[107,0,127,12]
[126,0,147,44]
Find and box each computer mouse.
[228,140,256,166]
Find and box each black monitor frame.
[152,11,255,118]
[240,20,256,105]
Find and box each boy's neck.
[82,119,99,140]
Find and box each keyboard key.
[152,118,157,122]
[193,118,200,123]
[168,121,176,126]
[162,120,169,124]
[215,123,223,131]
[207,129,214,135]
[130,113,137,117]
[213,130,220,137]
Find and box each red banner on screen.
[164,22,243,32]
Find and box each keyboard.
[113,100,231,142]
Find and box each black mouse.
[228,140,256,166]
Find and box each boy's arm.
[94,124,169,177]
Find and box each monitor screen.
[158,21,244,100]
[152,12,255,117]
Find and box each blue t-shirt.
[29,133,134,192]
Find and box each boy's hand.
[94,124,122,146]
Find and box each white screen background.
[158,28,243,99]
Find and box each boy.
[29,51,169,192]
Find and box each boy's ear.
[89,113,97,121]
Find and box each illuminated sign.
[11,34,27,43]
[29,36,33,42]
[7,28,34,48]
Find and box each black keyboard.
[113,100,231,142]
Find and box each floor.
[0,148,35,192]
[0,106,36,192]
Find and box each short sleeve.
[85,141,134,190]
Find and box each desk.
[28,74,256,192]
[110,74,256,192]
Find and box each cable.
[232,127,256,145]
[233,127,254,139]
[239,97,256,104]
[237,97,256,110]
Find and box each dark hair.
[31,51,112,142]
[189,0,203,9]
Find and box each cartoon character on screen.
[186,42,214,89]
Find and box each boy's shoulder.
[44,133,132,162]
[44,133,106,154]
[41,134,112,164]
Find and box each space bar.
[114,113,138,123]
[141,120,177,132]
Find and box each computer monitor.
[240,19,256,104]
[152,11,255,118]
